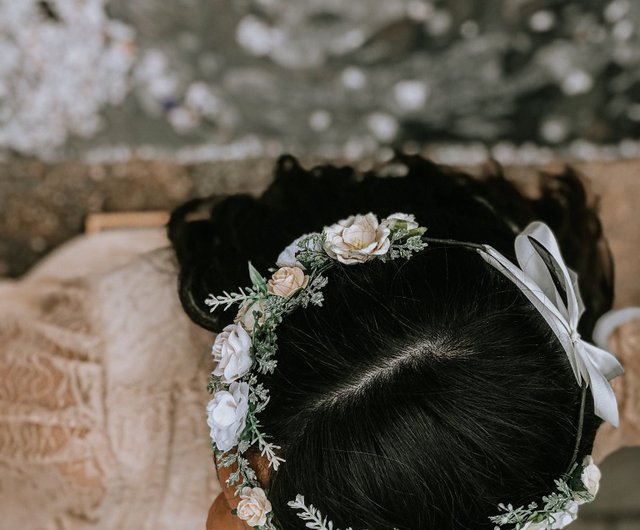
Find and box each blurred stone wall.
[0,157,275,276]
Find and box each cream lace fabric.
[0,230,220,530]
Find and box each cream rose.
[267,266,309,297]
[236,486,272,527]
[206,382,249,452]
[580,455,601,496]
[383,212,419,231]
[234,299,266,332]
[211,323,252,383]
[323,213,391,264]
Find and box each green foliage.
[288,495,353,530]
[204,286,260,312]
[489,461,594,530]
[248,262,268,292]
[295,233,330,270]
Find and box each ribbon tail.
[580,349,621,427]
[583,342,625,381]
[570,342,622,426]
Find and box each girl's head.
[169,155,612,529]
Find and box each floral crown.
[204,212,623,530]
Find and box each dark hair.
[169,154,613,530]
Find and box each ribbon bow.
[478,221,624,427]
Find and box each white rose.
[323,213,391,264]
[276,233,319,269]
[549,501,578,529]
[234,299,266,332]
[267,266,309,297]
[211,323,252,384]
[580,455,601,496]
[383,212,419,231]
[206,382,250,452]
[236,486,272,527]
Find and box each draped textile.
[0,229,219,530]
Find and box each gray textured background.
[3,0,640,161]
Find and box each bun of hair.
[169,154,612,529]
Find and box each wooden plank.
[84,211,170,234]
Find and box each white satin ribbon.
[478,221,624,427]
